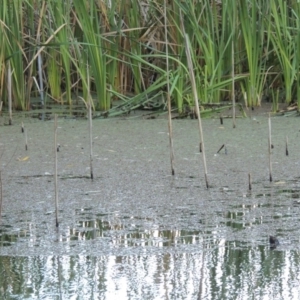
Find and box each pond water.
[0,113,300,299]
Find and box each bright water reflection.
[1,185,300,299]
[1,244,300,299]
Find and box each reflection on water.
[1,174,300,298]
[0,217,203,248]
[68,219,203,247]
[1,244,300,299]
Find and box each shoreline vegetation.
[1,0,300,117]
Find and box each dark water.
[1,115,300,299]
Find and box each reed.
[217,144,225,154]
[7,61,12,125]
[47,0,72,105]
[1,1,300,114]
[268,1,296,104]
[164,0,175,176]
[127,1,143,96]
[4,0,26,110]
[295,3,300,110]
[47,48,61,103]
[24,128,28,151]
[37,38,45,107]
[168,1,186,113]
[0,172,2,221]
[0,15,5,102]
[248,173,252,191]
[231,37,236,128]
[238,0,267,107]
[185,33,208,188]
[88,100,93,180]
[23,0,35,110]
[231,2,236,128]
[87,67,94,180]
[54,114,59,227]
[73,1,108,110]
[268,114,272,182]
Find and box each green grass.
[0,0,299,113]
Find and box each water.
[1,114,300,299]
[1,244,299,299]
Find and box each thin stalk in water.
[88,100,93,180]
[248,173,252,191]
[24,128,28,151]
[54,114,59,227]
[0,171,2,221]
[217,144,225,154]
[86,64,94,180]
[268,114,272,182]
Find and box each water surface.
[1,115,300,299]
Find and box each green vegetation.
[1,0,300,113]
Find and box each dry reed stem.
[248,173,252,190]
[88,101,94,180]
[164,0,175,176]
[0,172,2,221]
[184,33,209,188]
[232,40,236,128]
[268,114,272,182]
[25,128,28,151]
[37,35,44,107]
[54,114,59,227]
[7,62,12,125]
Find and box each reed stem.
[217,144,225,154]
[24,128,28,151]
[7,61,12,125]
[54,114,59,227]
[268,114,272,182]
[185,33,209,188]
[88,101,94,180]
[37,35,44,107]
[232,40,236,128]
[164,0,175,176]
[248,173,252,190]
[0,172,2,221]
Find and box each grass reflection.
[69,218,203,247]
[1,244,299,299]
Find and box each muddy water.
[0,114,300,299]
